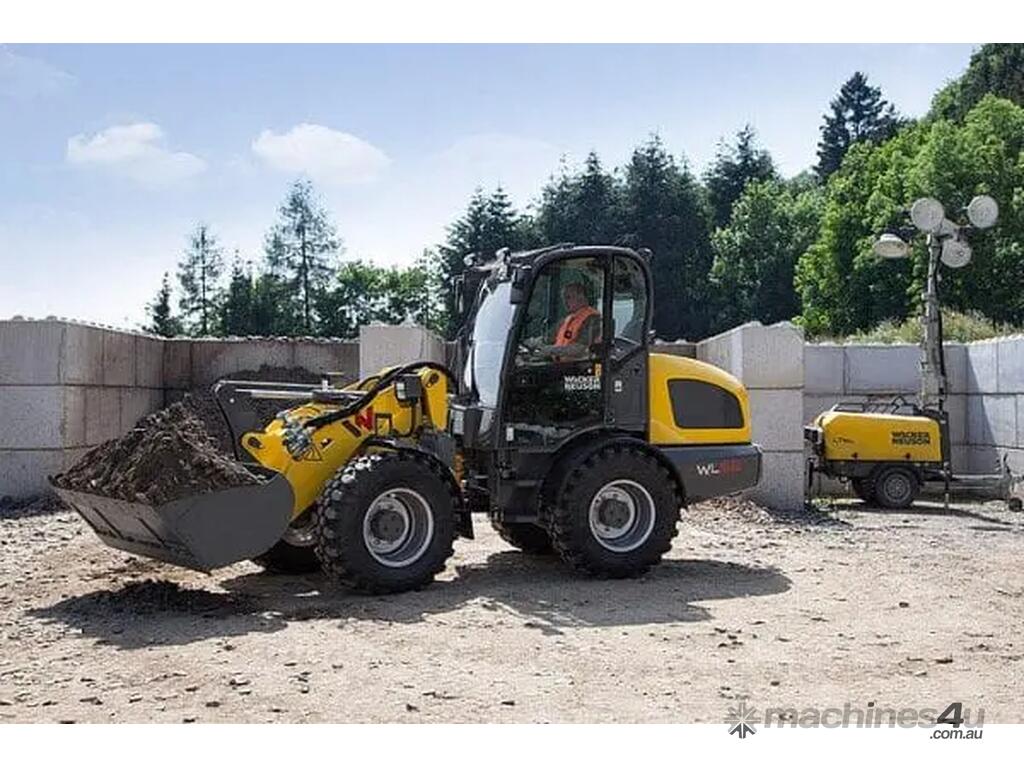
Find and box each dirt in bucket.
[53,399,264,505]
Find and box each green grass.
[826,310,1022,344]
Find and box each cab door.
[503,254,610,448]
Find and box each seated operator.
[523,280,602,362]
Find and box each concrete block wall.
[964,337,1024,475]
[698,321,806,511]
[359,324,446,378]
[0,320,165,498]
[1,321,364,499]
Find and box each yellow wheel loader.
[55,245,763,593]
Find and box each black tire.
[851,477,877,505]
[547,444,680,578]
[252,509,321,574]
[873,465,919,509]
[490,520,553,555]
[314,451,456,594]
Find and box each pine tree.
[931,44,1024,121]
[704,125,777,228]
[177,223,224,336]
[815,72,899,180]
[437,186,529,336]
[265,179,342,334]
[144,272,182,337]
[620,136,714,340]
[536,151,622,245]
[219,254,257,336]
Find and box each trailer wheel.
[873,466,919,509]
[548,444,680,578]
[851,477,877,505]
[252,509,321,574]
[490,520,553,554]
[314,451,456,594]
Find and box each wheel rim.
[883,472,911,502]
[362,487,435,568]
[282,510,316,547]
[588,480,656,553]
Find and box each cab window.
[610,256,647,358]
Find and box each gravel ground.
[1,497,1022,723]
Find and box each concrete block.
[696,325,741,376]
[738,322,804,389]
[967,341,999,395]
[121,388,163,431]
[62,386,87,447]
[803,394,844,427]
[745,450,805,511]
[191,339,294,384]
[966,394,1017,447]
[951,444,971,474]
[0,386,63,449]
[359,325,446,378]
[0,449,65,498]
[61,323,105,385]
[653,340,697,359]
[944,343,968,395]
[102,331,135,386]
[804,344,844,395]
[85,387,121,444]
[997,337,1024,394]
[135,336,164,387]
[1018,394,1024,447]
[0,320,63,384]
[945,394,967,448]
[163,339,193,389]
[293,340,360,381]
[748,389,804,451]
[967,444,1007,475]
[844,345,919,395]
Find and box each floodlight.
[966,195,999,229]
[910,197,945,233]
[873,233,910,260]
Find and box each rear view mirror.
[510,265,531,304]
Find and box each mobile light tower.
[805,195,1023,510]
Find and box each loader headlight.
[395,374,423,404]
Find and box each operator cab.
[452,245,654,516]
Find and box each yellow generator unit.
[805,399,948,508]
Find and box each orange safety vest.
[554,305,599,347]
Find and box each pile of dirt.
[186,365,324,455]
[53,399,264,505]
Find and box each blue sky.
[1,44,976,327]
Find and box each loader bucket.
[52,469,294,573]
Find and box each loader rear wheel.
[873,466,919,509]
[548,444,680,578]
[314,451,456,594]
[851,477,877,505]
[252,509,321,574]
[490,520,553,555]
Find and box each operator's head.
[563,281,590,313]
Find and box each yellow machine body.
[243,367,449,519]
[813,410,943,464]
[647,353,753,445]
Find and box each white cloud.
[66,122,206,187]
[251,123,391,185]
[0,47,75,99]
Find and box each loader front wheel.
[315,451,456,594]
[252,509,321,574]
[548,444,680,578]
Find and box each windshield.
[467,280,515,408]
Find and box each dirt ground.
[1,497,1022,723]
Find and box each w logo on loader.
[341,406,376,438]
